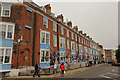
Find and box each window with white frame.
[60,51,66,61]
[41,31,50,44]
[0,49,4,64]
[4,49,11,63]
[67,40,69,49]
[0,22,15,39]
[60,37,65,48]
[79,45,83,52]
[0,47,12,64]
[43,18,48,28]
[79,37,80,43]
[61,27,64,35]
[76,43,78,51]
[84,47,87,53]
[75,35,77,41]
[40,50,50,63]
[53,22,57,32]
[67,30,69,37]
[71,41,75,50]
[53,36,57,47]
[71,32,74,40]
[1,6,11,17]
[81,38,83,44]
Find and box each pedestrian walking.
[60,62,65,77]
[54,63,57,74]
[33,63,40,77]
[89,60,92,67]
[94,59,96,66]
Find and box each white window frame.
[72,33,74,40]
[61,27,64,35]
[43,18,48,28]
[76,43,78,51]
[40,49,50,63]
[67,40,69,49]
[71,41,75,50]
[0,47,12,64]
[53,22,57,32]
[75,35,77,41]
[67,30,69,37]
[59,37,65,48]
[79,37,80,43]
[40,30,50,44]
[0,22,15,40]
[79,45,83,52]
[1,6,11,17]
[53,36,57,47]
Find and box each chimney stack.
[44,4,51,13]
[57,14,64,22]
[87,36,89,39]
[83,33,86,37]
[73,26,78,31]
[78,31,82,34]
[67,21,72,27]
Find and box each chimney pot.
[44,4,51,13]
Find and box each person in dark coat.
[33,63,40,77]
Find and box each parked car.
[111,61,120,66]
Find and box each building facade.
[0,1,100,73]
[104,49,113,63]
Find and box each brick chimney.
[73,26,78,31]
[44,4,51,13]
[67,21,72,27]
[78,31,82,34]
[86,36,89,39]
[83,33,86,37]
[57,14,64,22]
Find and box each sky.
[1,0,119,49]
[33,0,118,50]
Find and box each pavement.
[2,63,104,80]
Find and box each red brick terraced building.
[0,1,99,73]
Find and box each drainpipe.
[32,11,36,66]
